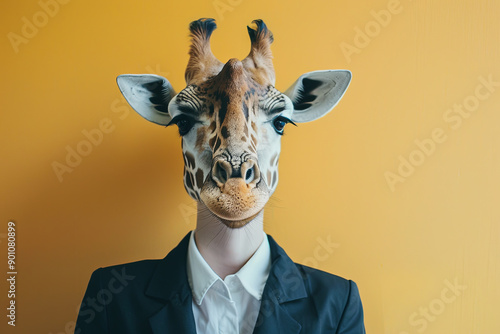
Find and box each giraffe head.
[117,18,351,228]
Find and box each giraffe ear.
[284,70,351,123]
[116,74,176,125]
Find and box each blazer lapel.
[253,235,308,334]
[145,232,197,334]
[252,292,302,334]
[143,232,307,334]
[148,300,197,334]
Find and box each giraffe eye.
[169,115,196,136]
[272,116,295,135]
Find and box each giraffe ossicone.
[117,18,352,228]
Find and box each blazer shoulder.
[96,258,161,272]
[295,263,353,291]
[89,258,161,285]
[295,263,361,308]
[294,263,365,331]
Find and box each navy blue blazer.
[75,232,365,333]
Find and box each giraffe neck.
[194,202,265,279]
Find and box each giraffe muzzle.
[200,155,269,225]
[212,157,261,190]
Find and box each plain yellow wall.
[1,0,499,333]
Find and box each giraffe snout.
[201,155,268,223]
[212,157,260,189]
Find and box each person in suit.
[75,18,365,334]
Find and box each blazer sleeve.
[74,268,109,334]
[336,280,365,334]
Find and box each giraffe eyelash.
[166,115,198,136]
[270,115,297,135]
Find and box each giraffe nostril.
[220,168,227,182]
[245,168,253,183]
[242,160,260,185]
[212,160,232,186]
[212,157,260,188]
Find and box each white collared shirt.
[186,230,271,334]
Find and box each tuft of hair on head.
[189,18,218,41]
[246,19,274,44]
[242,19,275,85]
[185,18,223,84]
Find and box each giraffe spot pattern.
[209,135,216,149]
[251,121,257,133]
[183,168,196,198]
[195,127,207,152]
[221,126,229,139]
[271,153,279,166]
[188,172,195,191]
[195,168,204,189]
[242,102,249,120]
[218,94,229,125]
[208,121,216,132]
[185,152,196,169]
[214,136,222,152]
[251,134,258,146]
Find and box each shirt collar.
[235,231,271,301]
[186,229,271,305]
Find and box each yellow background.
[1,0,499,333]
